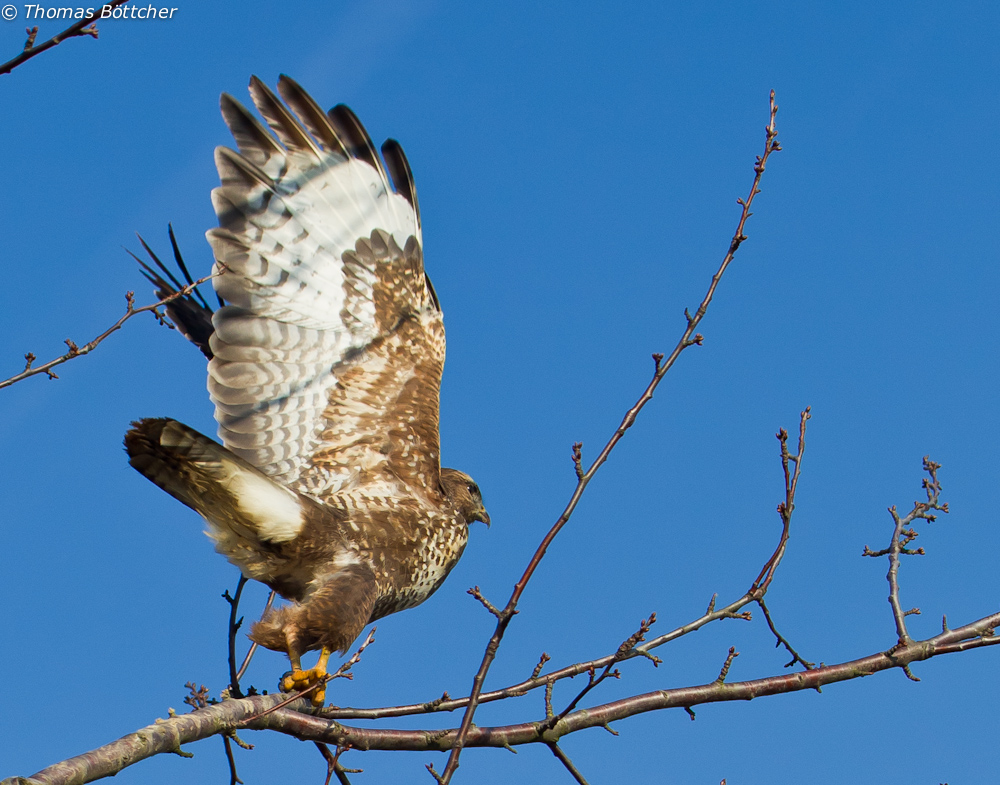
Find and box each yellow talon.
[280,648,333,706]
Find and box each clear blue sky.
[2,1,998,782]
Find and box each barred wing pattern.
[205,75,443,500]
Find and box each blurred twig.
[0,0,131,76]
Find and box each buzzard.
[125,76,490,706]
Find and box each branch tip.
[1,265,214,390]
[1,0,129,76]
[468,586,502,618]
[429,87,782,783]
[874,458,948,646]
[715,647,739,683]
[531,652,551,680]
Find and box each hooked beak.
[474,506,491,527]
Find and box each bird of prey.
[125,76,490,705]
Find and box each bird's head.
[440,468,490,527]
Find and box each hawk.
[125,76,490,705]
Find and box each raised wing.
[205,75,443,500]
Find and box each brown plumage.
[125,76,489,703]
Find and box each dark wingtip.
[128,229,216,359]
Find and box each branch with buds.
[0,0,132,76]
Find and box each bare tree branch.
[0,272,214,390]
[235,590,275,684]
[863,457,947,646]
[750,407,810,594]
[0,0,131,76]
[311,406,807,727]
[6,609,995,785]
[221,734,243,785]
[438,89,783,784]
[314,743,359,785]
[7,86,997,785]
[759,598,816,670]
[223,575,249,698]
[222,575,276,700]
[548,743,590,785]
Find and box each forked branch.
[8,610,996,785]
[436,89,783,785]
[7,87,997,785]
[863,458,948,646]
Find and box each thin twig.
[240,681,328,722]
[714,647,739,683]
[221,735,243,785]
[758,599,815,670]
[236,590,276,683]
[0,272,215,390]
[437,91,782,783]
[240,628,376,724]
[544,614,657,731]
[750,407,811,594]
[224,575,249,698]
[468,586,502,618]
[315,743,338,785]
[864,457,947,646]
[0,0,131,75]
[314,743,359,785]
[886,505,911,642]
[314,548,784,722]
[531,652,551,679]
[548,743,591,785]
[9,611,997,784]
[330,628,377,681]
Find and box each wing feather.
[381,138,421,233]
[206,78,440,499]
[276,75,348,157]
[129,228,216,358]
[219,92,287,177]
[248,75,322,159]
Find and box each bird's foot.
[281,648,332,706]
[281,667,329,706]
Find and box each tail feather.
[125,418,305,545]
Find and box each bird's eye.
[468,482,479,495]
